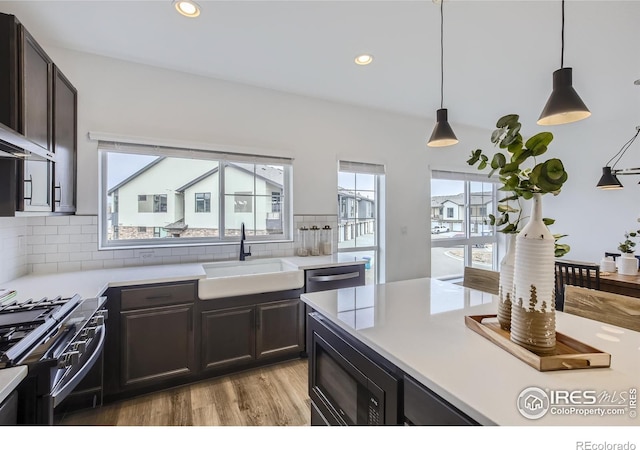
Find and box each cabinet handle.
[144,294,172,300]
[308,272,361,282]
[54,183,61,203]
[24,175,33,203]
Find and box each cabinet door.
[256,299,304,360]
[201,306,254,371]
[19,25,52,212]
[52,67,76,213]
[120,303,195,388]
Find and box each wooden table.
[599,270,640,298]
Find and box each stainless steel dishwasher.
[302,264,365,356]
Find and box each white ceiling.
[0,0,638,130]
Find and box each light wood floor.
[56,359,311,426]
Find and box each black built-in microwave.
[307,312,400,425]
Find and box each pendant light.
[596,126,640,190]
[537,0,590,126]
[427,0,458,147]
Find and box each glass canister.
[310,225,321,256]
[321,225,333,255]
[296,227,309,256]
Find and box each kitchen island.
[300,278,640,426]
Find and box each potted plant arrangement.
[617,229,640,275]
[467,114,569,353]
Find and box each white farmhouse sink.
[198,258,304,300]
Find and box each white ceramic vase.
[497,233,516,330]
[510,193,556,354]
[617,253,639,276]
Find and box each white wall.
[0,217,27,283]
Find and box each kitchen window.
[430,170,499,280]
[338,160,385,284]
[97,138,293,249]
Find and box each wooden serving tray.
[465,314,611,371]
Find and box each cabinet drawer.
[121,282,196,310]
[403,376,478,426]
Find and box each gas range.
[0,294,107,424]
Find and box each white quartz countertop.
[300,278,640,426]
[0,255,365,304]
[0,366,27,405]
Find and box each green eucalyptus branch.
[467,114,570,257]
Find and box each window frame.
[97,139,293,250]
[195,192,211,213]
[337,160,385,284]
[430,170,500,279]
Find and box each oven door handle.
[51,325,105,408]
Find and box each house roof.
[108,158,284,196]
[107,156,165,195]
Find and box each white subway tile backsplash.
[57,225,82,235]
[27,253,46,264]
[46,253,70,263]
[31,262,59,274]
[69,252,93,262]
[29,235,46,245]
[58,261,82,272]
[46,234,70,245]
[0,214,326,280]
[32,226,58,235]
[69,234,94,244]
[70,216,94,225]
[81,225,97,234]
[91,251,114,260]
[81,260,104,271]
[103,259,125,269]
[45,216,70,226]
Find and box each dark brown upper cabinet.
[0,12,76,215]
[53,67,77,213]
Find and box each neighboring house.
[337,187,375,242]
[108,159,284,239]
[338,187,375,221]
[431,192,493,233]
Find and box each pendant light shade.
[427,0,457,148]
[596,166,623,190]
[537,68,591,125]
[537,1,590,126]
[428,109,458,147]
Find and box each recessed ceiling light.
[174,0,201,18]
[354,54,374,66]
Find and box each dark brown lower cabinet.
[201,298,304,372]
[121,303,195,388]
[103,280,304,403]
[256,299,304,360]
[201,306,255,371]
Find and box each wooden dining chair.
[555,260,600,312]
[462,266,499,295]
[564,285,640,332]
